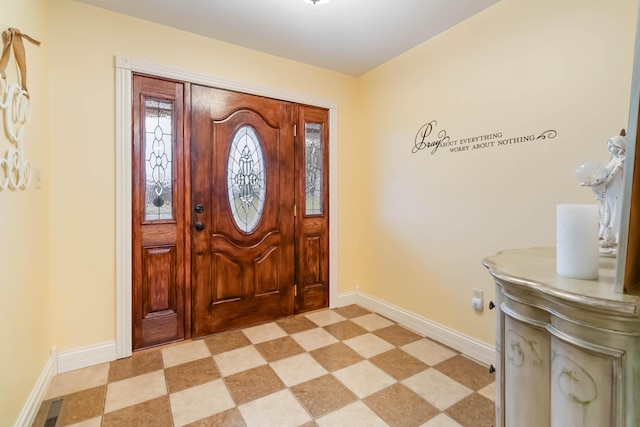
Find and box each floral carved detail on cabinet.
[552,353,598,427]
[506,329,543,367]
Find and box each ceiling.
[76,0,500,76]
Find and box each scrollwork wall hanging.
[0,27,40,190]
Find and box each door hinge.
[294,284,298,297]
[293,124,297,137]
[294,204,297,217]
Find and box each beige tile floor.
[33,305,496,427]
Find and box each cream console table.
[483,247,640,427]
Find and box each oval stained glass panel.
[227,125,266,233]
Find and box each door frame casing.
[115,56,339,358]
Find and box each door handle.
[195,222,205,231]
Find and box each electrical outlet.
[472,288,483,311]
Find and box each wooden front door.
[132,75,186,350]
[295,105,330,312]
[190,85,296,337]
[132,77,330,350]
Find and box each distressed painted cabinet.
[483,247,640,427]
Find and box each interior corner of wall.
[50,346,58,376]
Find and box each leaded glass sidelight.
[227,125,266,233]
[144,99,174,221]
[305,122,323,215]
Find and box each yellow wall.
[0,0,51,424]
[46,0,640,352]
[48,0,361,350]
[357,0,638,343]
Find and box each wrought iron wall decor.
[0,28,41,190]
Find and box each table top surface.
[483,247,640,316]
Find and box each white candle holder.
[556,204,600,280]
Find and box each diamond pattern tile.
[254,336,305,362]
[310,342,364,372]
[271,353,328,387]
[369,348,429,380]
[402,369,473,411]
[291,327,339,351]
[290,374,357,418]
[343,333,395,358]
[164,357,220,393]
[225,365,286,405]
[372,324,423,347]
[169,380,235,426]
[102,396,172,427]
[363,383,440,427]
[104,370,166,413]
[323,320,368,340]
[33,305,495,427]
[434,355,495,391]
[238,389,312,427]
[333,360,396,398]
[212,345,266,377]
[108,350,163,382]
[161,340,210,368]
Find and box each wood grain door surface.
[132,75,186,350]
[190,85,296,337]
[295,105,330,312]
[132,78,330,350]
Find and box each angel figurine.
[576,129,626,256]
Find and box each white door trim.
[115,56,339,358]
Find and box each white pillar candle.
[556,204,600,279]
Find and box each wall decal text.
[412,120,557,157]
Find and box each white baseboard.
[14,349,57,427]
[337,290,496,366]
[57,341,117,374]
[15,342,116,426]
[334,290,358,307]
